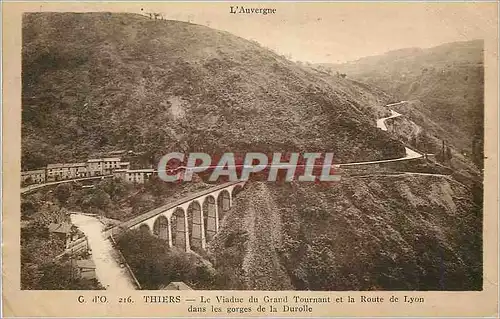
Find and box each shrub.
[116,229,218,289]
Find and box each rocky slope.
[210,177,482,291]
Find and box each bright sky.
[149,2,497,63]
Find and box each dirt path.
[376,109,403,131]
[70,214,136,290]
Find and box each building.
[113,169,156,184]
[112,169,128,181]
[118,162,130,170]
[46,164,69,181]
[21,156,133,185]
[87,159,104,177]
[48,222,73,237]
[102,157,122,174]
[46,163,87,181]
[21,169,46,185]
[75,259,97,280]
[160,282,193,290]
[107,150,127,156]
[87,157,123,175]
[69,163,87,178]
[48,222,74,247]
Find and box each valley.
[20,13,483,292]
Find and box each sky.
[25,2,498,63]
[146,2,497,63]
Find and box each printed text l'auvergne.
[230,6,277,15]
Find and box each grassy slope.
[22,12,404,169]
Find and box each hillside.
[319,40,484,168]
[22,13,483,292]
[22,12,404,170]
[210,178,482,291]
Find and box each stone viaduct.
[106,181,246,252]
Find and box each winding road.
[385,100,408,107]
[22,101,435,291]
[339,146,422,167]
[70,214,137,291]
[376,110,402,131]
[337,101,423,167]
[21,175,113,194]
[20,102,423,194]
[348,172,450,179]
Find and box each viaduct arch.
[122,181,245,252]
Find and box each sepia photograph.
[2,1,498,317]
[19,9,486,291]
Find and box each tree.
[21,221,50,242]
[22,176,34,187]
[446,146,453,163]
[441,140,445,162]
[33,262,105,290]
[98,178,128,201]
[86,189,111,210]
[54,183,72,204]
[21,199,38,219]
[117,230,218,289]
[410,135,418,148]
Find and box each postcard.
[2,1,498,317]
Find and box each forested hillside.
[22,12,404,170]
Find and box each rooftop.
[67,162,87,167]
[21,169,45,174]
[108,150,126,154]
[75,259,96,269]
[88,157,121,162]
[160,282,193,290]
[48,222,73,234]
[47,162,86,168]
[126,169,155,173]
